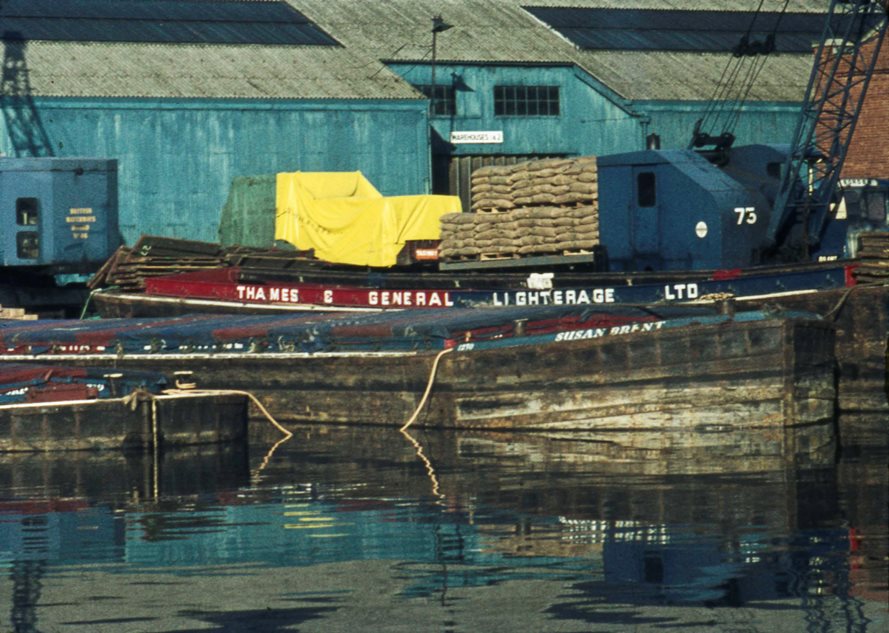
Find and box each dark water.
[0,418,886,633]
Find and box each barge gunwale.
[89,260,856,318]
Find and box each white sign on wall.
[449,131,504,144]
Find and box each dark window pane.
[494,85,560,117]
[417,84,456,116]
[637,172,657,207]
[16,198,38,226]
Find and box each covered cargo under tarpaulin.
[218,175,277,248]
[275,171,461,267]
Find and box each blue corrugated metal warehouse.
[0,0,825,245]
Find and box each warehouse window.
[417,85,456,116]
[494,86,560,116]
[16,197,38,225]
[637,172,656,207]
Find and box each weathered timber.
[9,316,836,461]
[0,391,248,452]
[739,284,888,414]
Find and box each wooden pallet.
[479,252,519,261]
[441,253,482,262]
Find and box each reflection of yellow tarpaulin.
[275,171,461,267]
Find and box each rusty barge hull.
[0,391,248,452]
[737,285,888,414]
[1,316,837,460]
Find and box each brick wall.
[841,36,889,179]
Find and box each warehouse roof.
[0,0,828,102]
[293,0,827,102]
[5,40,418,100]
[0,0,339,46]
[522,7,828,53]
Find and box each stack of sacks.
[438,212,480,260]
[513,206,598,256]
[439,156,599,261]
[470,157,598,211]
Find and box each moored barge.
[0,363,248,452]
[0,306,838,461]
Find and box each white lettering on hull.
[492,288,616,306]
[663,283,699,301]
[236,285,303,303]
[552,320,664,342]
[368,291,453,307]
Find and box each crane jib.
[765,0,889,256]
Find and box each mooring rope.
[400,428,444,500]
[400,347,454,432]
[822,281,888,322]
[151,398,160,498]
[252,433,293,480]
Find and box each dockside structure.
[0,0,830,244]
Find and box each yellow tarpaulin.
[275,171,461,267]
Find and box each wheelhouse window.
[494,85,560,116]
[417,84,456,116]
[16,197,38,225]
[637,172,656,207]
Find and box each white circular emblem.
[695,221,708,239]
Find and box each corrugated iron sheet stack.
[853,231,889,283]
[88,236,228,291]
[439,156,599,261]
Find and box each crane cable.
[724,0,792,136]
[697,0,767,133]
[698,0,791,140]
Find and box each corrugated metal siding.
[6,98,431,244]
[639,101,802,149]
[391,63,645,154]
[391,57,802,185]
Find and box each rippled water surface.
[1,418,886,632]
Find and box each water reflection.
[0,417,886,632]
